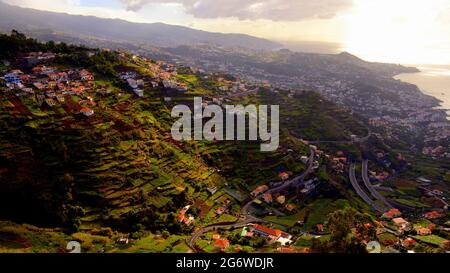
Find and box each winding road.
[187,215,266,250]
[242,148,316,215]
[188,148,316,251]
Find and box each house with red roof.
[214,239,230,250]
[80,107,94,117]
[285,204,296,212]
[416,227,432,236]
[382,208,402,219]
[401,238,417,248]
[423,211,444,220]
[316,224,324,233]
[177,205,195,226]
[278,172,289,181]
[79,69,94,81]
[263,193,273,203]
[215,207,225,215]
[250,185,269,197]
[252,224,282,240]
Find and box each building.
[263,193,273,203]
[252,225,293,246]
[241,227,254,237]
[278,172,289,181]
[316,224,324,232]
[416,227,432,236]
[177,205,195,226]
[79,70,94,81]
[252,225,282,240]
[300,156,309,164]
[401,238,417,248]
[382,208,402,219]
[136,79,145,88]
[392,217,411,232]
[277,233,293,246]
[214,239,230,250]
[44,98,56,107]
[127,78,138,89]
[276,195,286,205]
[285,204,296,212]
[250,185,269,197]
[423,211,444,220]
[80,107,94,117]
[133,89,144,97]
[215,207,225,215]
[56,95,65,103]
[4,73,22,84]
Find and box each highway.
[361,160,394,210]
[349,163,385,213]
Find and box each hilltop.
[0,1,280,51]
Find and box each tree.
[62,205,85,233]
[162,230,170,239]
[311,208,373,253]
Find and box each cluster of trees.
[311,208,377,253]
[56,50,121,77]
[0,30,122,77]
[229,233,266,248]
[0,30,88,59]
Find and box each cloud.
[119,0,353,21]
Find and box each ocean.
[394,65,450,118]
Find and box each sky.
[3,0,450,65]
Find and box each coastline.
[394,66,450,119]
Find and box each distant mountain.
[0,1,281,51]
[333,51,420,76]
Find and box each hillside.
[0,32,366,229]
[1,33,448,253]
[0,1,280,51]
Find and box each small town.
[0,31,449,255]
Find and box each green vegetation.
[304,199,351,230]
[1,32,447,254]
[412,235,447,247]
[310,208,376,253]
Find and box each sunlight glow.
[342,0,450,64]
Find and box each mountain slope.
[0,1,281,51]
[0,33,370,233]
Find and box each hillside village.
[154,45,450,159]
[0,34,449,254]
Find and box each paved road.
[418,185,449,208]
[242,149,316,215]
[362,160,394,210]
[188,149,316,251]
[349,163,385,213]
[187,215,266,250]
[308,132,373,145]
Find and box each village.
[152,45,450,159]
[1,47,449,254]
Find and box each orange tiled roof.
[214,239,230,249]
[253,225,282,238]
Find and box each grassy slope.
[0,36,397,253]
